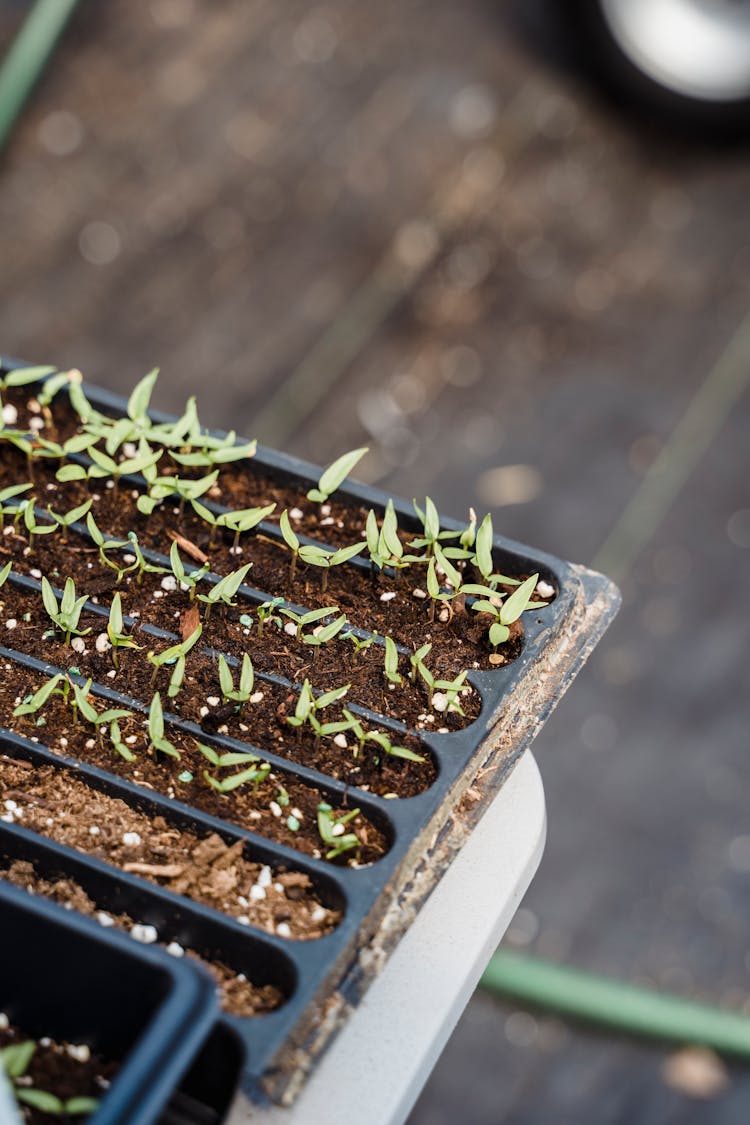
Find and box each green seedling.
[425,544,470,623]
[70,681,130,735]
[459,507,477,551]
[470,513,520,587]
[107,592,141,667]
[167,655,187,699]
[0,1037,99,1118]
[218,653,255,711]
[316,803,361,861]
[171,433,257,468]
[136,470,219,516]
[196,562,252,620]
[125,532,169,585]
[109,718,137,762]
[363,729,426,763]
[383,635,403,685]
[34,432,98,468]
[286,680,352,747]
[218,502,276,554]
[365,501,409,573]
[36,369,77,409]
[306,446,368,504]
[0,482,32,518]
[279,509,302,583]
[0,560,12,588]
[147,692,180,758]
[342,630,377,657]
[279,605,339,638]
[47,497,93,541]
[302,613,347,650]
[12,673,66,717]
[169,541,209,600]
[409,496,459,556]
[21,499,57,552]
[199,743,272,794]
[41,577,91,645]
[296,541,366,594]
[147,623,203,683]
[470,572,544,647]
[254,597,284,636]
[409,642,433,684]
[0,365,56,392]
[57,442,163,491]
[86,514,134,581]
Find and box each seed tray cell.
[0,367,620,1107]
[0,876,220,1125]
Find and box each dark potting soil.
[0,758,341,939]
[1,861,283,1017]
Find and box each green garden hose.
[480,950,750,1059]
[0,0,80,153]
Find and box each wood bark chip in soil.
[0,1021,117,1125]
[0,759,340,939]
[1,860,283,1017]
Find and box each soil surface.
[0,757,341,938]
[2,860,283,1016]
[0,1019,117,1124]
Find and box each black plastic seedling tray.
[0,364,620,1108]
[0,877,220,1125]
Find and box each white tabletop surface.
[230,750,547,1125]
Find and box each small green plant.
[125,532,170,585]
[217,653,255,711]
[86,514,135,582]
[107,592,141,667]
[70,681,131,736]
[196,562,252,620]
[470,572,543,647]
[316,802,361,860]
[409,496,461,557]
[299,541,366,594]
[171,433,257,468]
[284,606,347,650]
[365,501,409,574]
[147,692,180,758]
[169,541,209,600]
[47,497,93,541]
[286,680,353,747]
[282,512,366,590]
[109,718,137,762]
[0,482,32,518]
[13,673,67,717]
[20,499,57,552]
[0,364,56,392]
[57,442,163,492]
[383,635,403,685]
[147,624,203,683]
[409,642,433,683]
[198,743,272,793]
[340,708,424,762]
[342,629,378,657]
[470,513,520,587]
[1,1038,99,1118]
[41,577,91,645]
[0,559,12,588]
[137,469,219,516]
[306,446,368,504]
[191,500,275,551]
[254,597,284,636]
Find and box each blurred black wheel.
[569,0,750,138]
